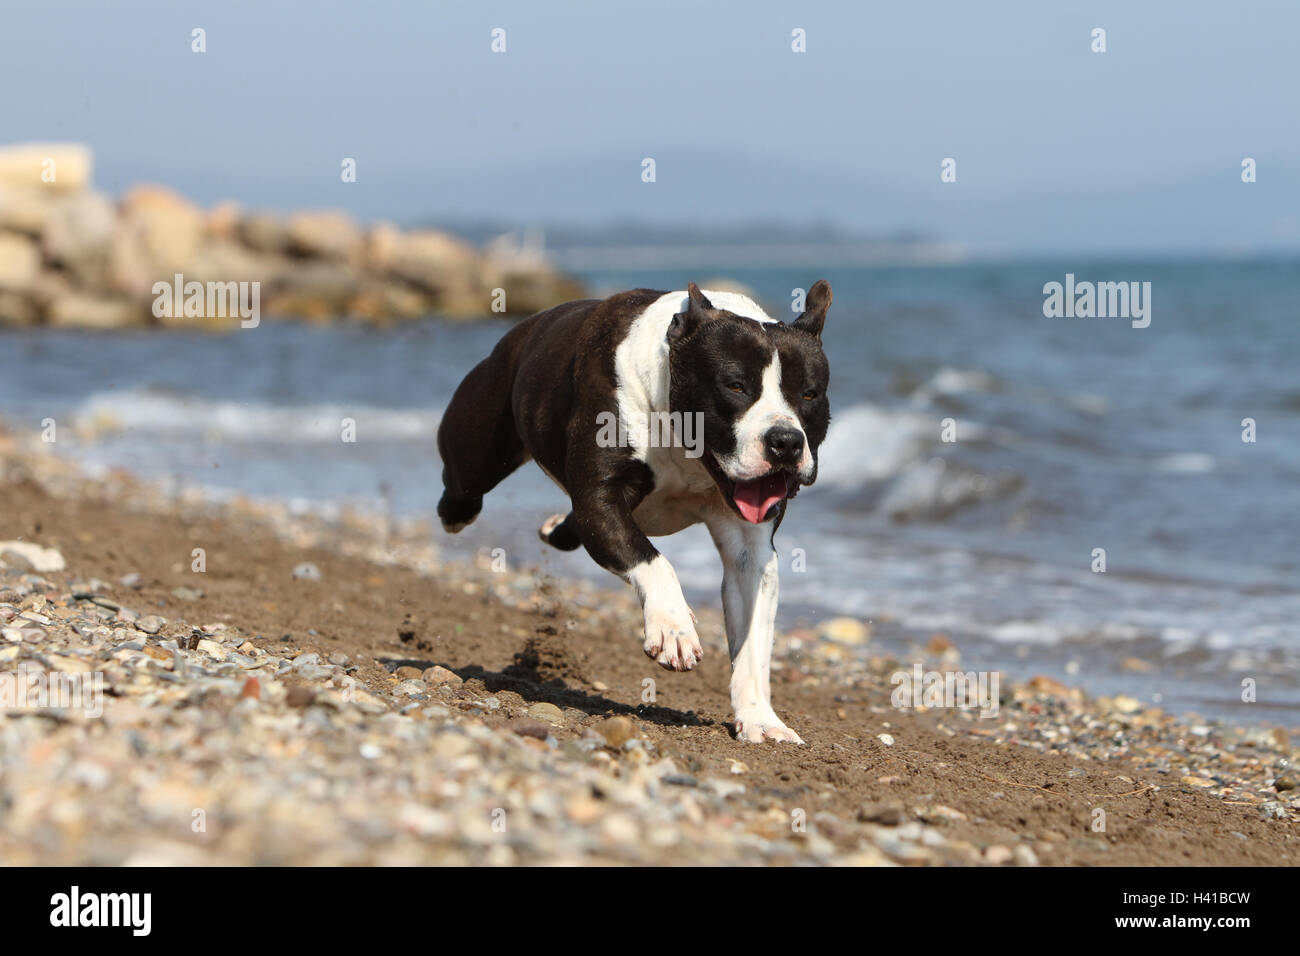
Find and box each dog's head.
[667,281,832,524]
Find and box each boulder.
[185,238,287,286]
[0,291,38,326]
[0,183,56,235]
[0,232,41,291]
[287,210,361,260]
[239,213,294,254]
[346,279,430,321]
[41,191,117,284]
[45,291,143,329]
[0,143,92,192]
[203,200,242,240]
[110,185,204,290]
[379,229,479,292]
[264,262,364,321]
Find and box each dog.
[437,281,832,743]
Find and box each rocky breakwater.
[0,143,583,329]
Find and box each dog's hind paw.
[437,493,482,534]
[538,512,582,551]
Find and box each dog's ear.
[792,279,832,339]
[668,282,716,342]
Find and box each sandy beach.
[1,435,1295,866]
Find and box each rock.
[0,542,65,572]
[120,573,144,589]
[1111,694,1143,715]
[44,291,141,329]
[265,262,364,320]
[110,184,204,292]
[203,201,242,240]
[0,143,92,192]
[925,633,957,656]
[1181,775,1216,788]
[285,685,316,708]
[380,229,478,292]
[291,562,321,581]
[1274,776,1296,792]
[877,733,895,747]
[527,702,564,724]
[240,677,261,700]
[393,680,427,698]
[916,805,967,825]
[42,191,117,283]
[135,615,166,635]
[984,844,1013,864]
[1012,844,1039,866]
[507,719,551,740]
[0,233,41,291]
[857,801,905,826]
[287,210,361,260]
[421,666,462,687]
[0,291,38,326]
[345,279,430,321]
[395,665,423,680]
[1025,674,1072,698]
[595,715,635,747]
[0,183,57,234]
[819,617,870,645]
[239,213,294,254]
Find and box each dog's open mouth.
[703,453,799,524]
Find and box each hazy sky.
[4,1,1297,252]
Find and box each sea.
[5,258,1299,723]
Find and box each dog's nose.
[764,426,805,466]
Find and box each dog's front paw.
[642,604,702,672]
[735,710,804,745]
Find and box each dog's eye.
[726,382,746,394]
[802,390,818,401]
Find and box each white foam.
[71,389,441,443]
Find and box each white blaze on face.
[714,351,813,481]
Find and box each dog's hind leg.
[538,512,582,551]
[436,350,528,533]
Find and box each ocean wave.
[71,388,442,443]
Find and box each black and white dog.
[437,281,832,743]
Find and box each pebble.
[0,541,65,572]
[292,562,322,581]
[135,615,165,635]
[507,719,551,740]
[819,617,870,645]
[984,845,1013,864]
[528,702,564,724]
[422,666,462,686]
[595,715,636,747]
[877,733,895,747]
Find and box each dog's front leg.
[709,518,803,744]
[570,482,702,672]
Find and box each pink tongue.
[732,474,790,523]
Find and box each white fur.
[627,554,702,670]
[711,352,814,482]
[607,291,803,742]
[708,517,802,743]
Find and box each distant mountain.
[96,147,1300,257]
